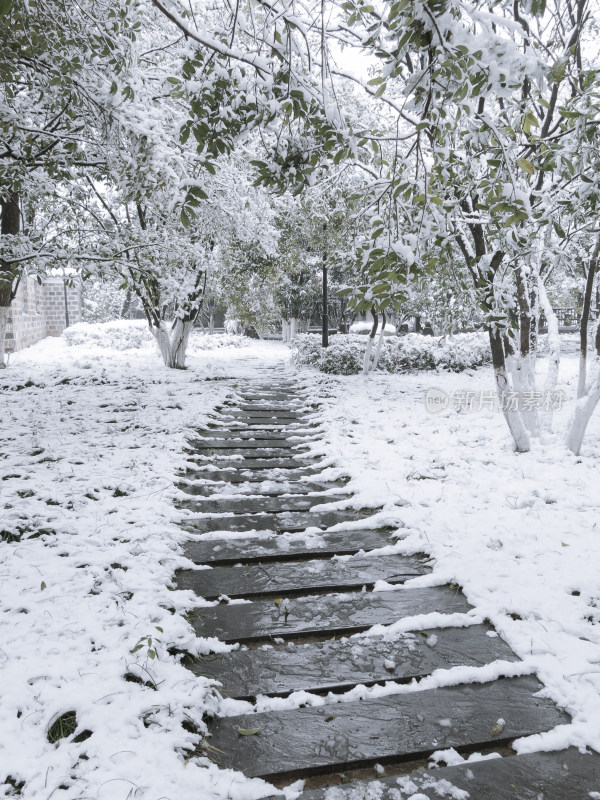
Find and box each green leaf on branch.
[553,221,566,239]
[187,185,208,200]
[516,157,535,175]
[0,0,12,14]
[549,56,569,83]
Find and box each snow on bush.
[291,332,491,374]
[349,320,397,335]
[188,332,249,351]
[63,321,249,352]
[63,320,154,350]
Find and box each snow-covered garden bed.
[291,332,491,374]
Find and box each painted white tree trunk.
[290,318,298,339]
[493,363,531,452]
[150,319,192,369]
[566,361,600,456]
[521,353,541,437]
[0,306,9,368]
[282,319,290,342]
[371,327,386,372]
[538,279,561,431]
[363,336,375,375]
[505,352,540,438]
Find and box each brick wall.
[5,275,82,353]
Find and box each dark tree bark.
[0,193,22,366]
[577,236,600,397]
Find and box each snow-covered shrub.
[291,332,491,374]
[63,320,153,350]
[64,323,251,353]
[290,334,324,368]
[318,338,364,375]
[380,335,437,371]
[188,333,249,351]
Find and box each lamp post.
[322,222,328,348]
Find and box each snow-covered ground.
[1,331,599,799]
[295,345,600,760]
[0,332,292,800]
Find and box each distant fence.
[539,307,598,330]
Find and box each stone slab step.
[185,457,320,471]
[179,467,323,483]
[207,675,568,781]
[175,494,351,514]
[228,403,311,412]
[189,586,471,643]
[182,510,370,535]
[187,447,312,460]
[176,553,427,599]
[183,528,395,566]
[189,438,312,450]
[176,480,348,497]
[236,392,307,402]
[273,748,600,799]
[187,624,517,698]
[216,410,313,421]
[194,430,316,441]
[215,416,315,427]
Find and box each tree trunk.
[372,311,387,372]
[0,193,21,366]
[151,319,192,368]
[363,309,379,375]
[282,319,290,342]
[0,306,9,367]
[577,237,600,398]
[538,278,560,432]
[566,362,600,456]
[489,329,531,452]
[290,317,298,339]
[513,265,540,437]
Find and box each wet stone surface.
[207,675,568,780]
[185,457,322,471]
[192,429,317,441]
[186,447,312,460]
[188,438,312,450]
[179,467,323,483]
[178,381,581,794]
[176,480,348,497]
[216,411,314,423]
[189,586,471,643]
[182,509,371,535]
[175,493,351,515]
[188,624,517,698]
[182,528,398,566]
[276,749,600,799]
[176,553,428,599]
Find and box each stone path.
[176,378,600,797]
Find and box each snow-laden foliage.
[63,321,250,353]
[63,321,154,350]
[291,333,491,375]
[82,279,139,324]
[189,333,249,351]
